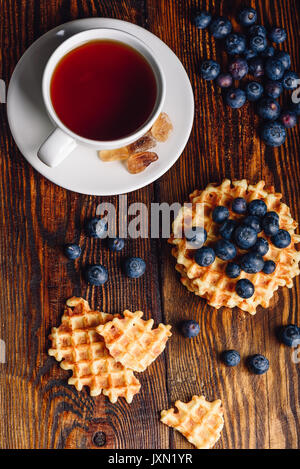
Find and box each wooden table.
[0,0,299,450]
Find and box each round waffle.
[169,179,300,315]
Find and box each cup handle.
[37,128,77,167]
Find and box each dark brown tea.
[50,40,157,141]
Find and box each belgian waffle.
[161,395,224,449]
[48,297,141,403]
[169,179,300,314]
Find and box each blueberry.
[85,265,108,286]
[222,350,241,367]
[201,60,220,80]
[123,257,146,278]
[282,71,299,90]
[180,320,200,338]
[271,229,291,248]
[107,237,125,252]
[248,199,267,218]
[265,58,285,80]
[233,225,257,249]
[225,33,246,55]
[261,121,286,147]
[236,279,255,299]
[265,81,283,99]
[226,262,241,279]
[249,57,265,77]
[243,215,262,233]
[212,206,229,224]
[248,24,267,37]
[262,212,279,234]
[216,73,233,88]
[214,239,237,261]
[86,217,107,238]
[243,48,257,60]
[209,16,232,39]
[290,102,300,116]
[234,225,257,249]
[232,197,247,214]
[275,50,291,70]
[280,110,297,129]
[240,253,264,273]
[63,243,81,260]
[228,58,249,80]
[262,260,276,274]
[269,27,287,44]
[219,220,237,240]
[257,98,280,121]
[262,213,280,236]
[279,324,300,347]
[252,237,269,256]
[238,7,257,26]
[185,226,207,248]
[264,211,279,222]
[261,46,275,58]
[194,246,216,267]
[194,10,212,29]
[247,354,269,374]
[245,81,264,102]
[249,34,267,53]
[225,88,247,108]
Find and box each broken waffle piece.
[161,395,224,449]
[48,297,141,403]
[151,112,173,142]
[96,310,172,372]
[127,151,159,174]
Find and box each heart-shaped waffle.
[97,310,172,372]
[48,297,141,403]
[161,395,224,449]
[169,179,300,314]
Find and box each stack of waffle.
[169,179,300,314]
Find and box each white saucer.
[7,18,194,196]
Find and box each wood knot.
[92,431,106,447]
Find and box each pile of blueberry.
[186,197,291,299]
[195,7,299,147]
[181,320,300,375]
[63,217,146,285]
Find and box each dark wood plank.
[0,0,299,449]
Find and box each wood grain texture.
[0,0,299,449]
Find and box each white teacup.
[38,28,166,168]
